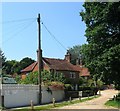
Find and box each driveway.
[59,89,118,109]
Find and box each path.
[59,89,118,109]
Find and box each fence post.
[31,100,34,110]
[94,92,96,97]
[52,98,55,107]
[1,95,4,109]
[69,97,72,103]
[88,94,89,99]
[79,96,81,101]
[113,95,116,101]
[99,90,101,95]
[79,91,82,101]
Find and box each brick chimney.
[76,57,83,68]
[64,50,71,63]
[76,58,80,65]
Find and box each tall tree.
[4,60,20,75]
[19,57,35,71]
[68,45,82,65]
[0,49,6,73]
[3,57,35,75]
[80,2,120,86]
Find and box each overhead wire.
[2,19,36,37]
[2,17,68,55]
[0,18,36,24]
[3,19,36,44]
[41,21,67,51]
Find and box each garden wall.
[1,84,64,108]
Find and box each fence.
[1,84,65,108]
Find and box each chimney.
[64,50,71,63]
[76,57,83,68]
[76,58,80,65]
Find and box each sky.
[1,2,87,61]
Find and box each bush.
[47,81,64,90]
[79,86,98,95]
[19,70,66,85]
[64,84,72,91]
[115,85,120,90]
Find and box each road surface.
[59,89,118,109]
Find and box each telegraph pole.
[37,13,42,104]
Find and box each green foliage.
[64,84,72,91]
[19,57,35,72]
[20,70,66,85]
[3,57,35,75]
[97,79,104,88]
[47,81,64,90]
[78,76,104,90]
[20,71,38,84]
[41,70,66,83]
[79,86,98,95]
[105,100,120,108]
[78,77,85,86]
[15,75,21,83]
[3,60,20,74]
[80,2,120,86]
[68,45,82,65]
[0,49,6,73]
[105,93,120,108]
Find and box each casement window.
[70,72,76,78]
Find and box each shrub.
[47,81,64,90]
[79,86,98,95]
[19,70,66,85]
[64,84,72,91]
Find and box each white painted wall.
[42,90,64,104]
[2,84,65,108]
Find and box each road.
[59,89,118,109]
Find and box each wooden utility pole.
[37,13,42,104]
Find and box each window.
[70,72,76,78]
[26,73,30,76]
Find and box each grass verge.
[12,95,100,111]
[105,100,120,108]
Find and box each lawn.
[11,95,100,111]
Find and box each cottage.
[21,51,90,89]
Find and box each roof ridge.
[43,57,65,61]
[32,62,37,70]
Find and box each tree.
[4,60,20,75]
[3,57,35,75]
[80,2,120,86]
[20,71,38,84]
[19,70,66,85]
[0,49,6,73]
[68,45,82,65]
[19,57,35,71]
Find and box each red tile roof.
[21,57,81,72]
[21,62,37,72]
[21,57,90,77]
[43,57,81,71]
[80,67,90,76]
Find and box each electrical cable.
[0,18,36,24]
[41,21,67,51]
[3,19,36,44]
[3,19,36,37]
